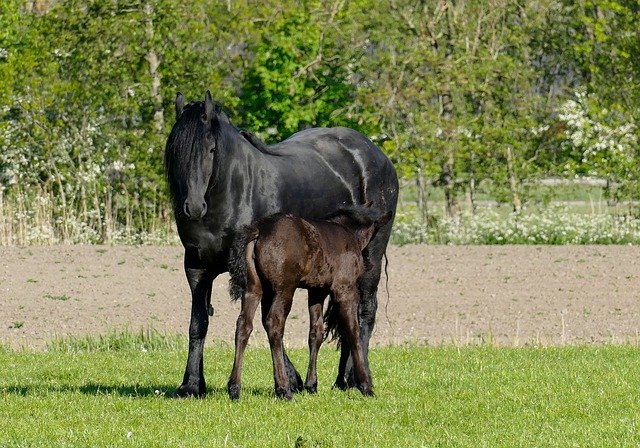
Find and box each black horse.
[165,91,398,397]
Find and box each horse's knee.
[189,316,209,339]
[264,315,284,340]
[235,315,253,342]
[310,317,323,338]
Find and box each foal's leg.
[305,288,327,393]
[264,287,296,399]
[336,241,386,390]
[261,290,303,393]
[227,252,263,400]
[334,286,374,396]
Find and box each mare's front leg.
[174,253,215,398]
[305,288,327,393]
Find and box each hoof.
[304,383,317,394]
[227,382,241,401]
[333,377,349,391]
[334,370,357,391]
[358,384,375,397]
[173,382,206,398]
[275,386,293,400]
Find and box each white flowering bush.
[557,89,637,179]
[392,206,640,245]
[0,103,173,245]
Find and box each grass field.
[2,337,640,447]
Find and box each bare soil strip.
[1,245,639,349]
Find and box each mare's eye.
[210,140,216,153]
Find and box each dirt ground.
[2,245,640,350]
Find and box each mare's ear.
[364,201,373,208]
[376,211,393,229]
[175,92,185,119]
[204,90,216,123]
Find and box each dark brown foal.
[227,207,391,400]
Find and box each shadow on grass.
[2,383,276,399]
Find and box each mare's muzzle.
[183,199,207,220]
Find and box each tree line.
[0,0,638,241]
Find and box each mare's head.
[165,91,231,220]
[326,206,393,251]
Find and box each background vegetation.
[1,0,639,244]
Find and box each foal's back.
[254,215,365,292]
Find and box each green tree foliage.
[1,0,639,243]
[238,2,357,142]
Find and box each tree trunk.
[442,141,460,219]
[145,1,164,134]
[416,168,429,223]
[505,145,522,213]
[605,177,617,207]
[467,152,477,214]
[440,2,460,220]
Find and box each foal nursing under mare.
[227,208,392,400]
[165,91,398,397]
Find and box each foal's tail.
[228,226,259,302]
[323,301,341,346]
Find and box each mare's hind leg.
[305,288,327,393]
[227,263,263,400]
[261,289,303,393]
[264,287,296,399]
[334,286,373,396]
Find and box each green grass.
[2,342,640,447]
[46,327,186,352]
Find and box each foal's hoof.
[334,371,357,391]
[333,377,350,391]
[173,382,206,398]
[275,386,293,401]
[304,383,317,394]
[227,383,241,401]
[358,385,375,397]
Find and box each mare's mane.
[239,129,279,155]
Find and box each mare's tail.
[228,226,259,302]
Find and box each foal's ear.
[175,92,185,119]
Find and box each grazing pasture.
[2,343,640,447]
